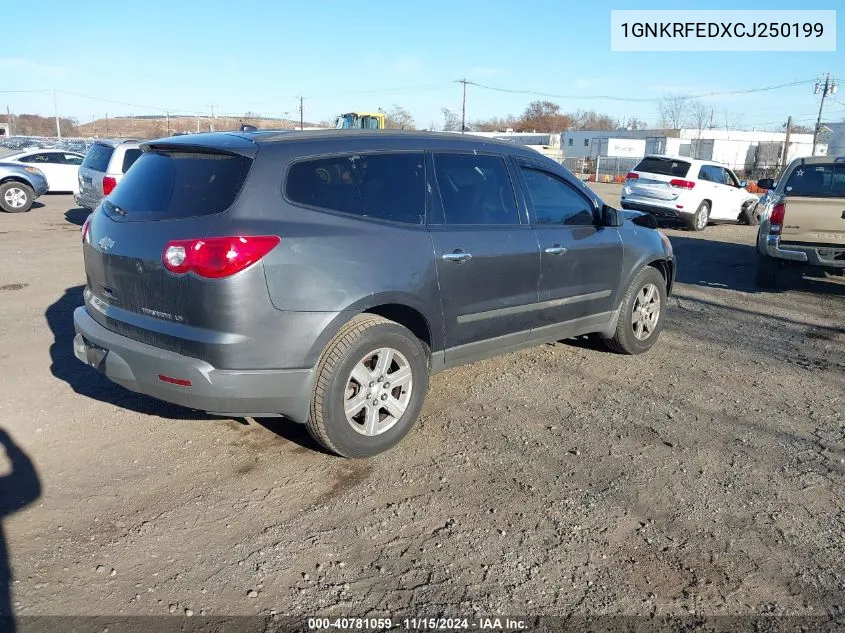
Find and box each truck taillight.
[669,179,695,190]
[769,202,786,235]
[102,176,117,196]
[162,235,281,278]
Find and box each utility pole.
[105,112,109,136]
[130,112,134,136]
[53,87,61,140]
[208,105,217,132]
[298,96,304,130]
[459,78,468,133]
[166,110,170,136]
[812,73,838,156]
[781,115,792,166]
[6,105,12,136]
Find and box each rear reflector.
[81,215,92,242]
[102,176,117,196]
[669,179,695,190]
[625,172,639,180]
[163,235,281,278]
[158,374,192,387]
[770,202,786,234]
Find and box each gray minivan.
[75,139,142,210]
[73,130,675,457]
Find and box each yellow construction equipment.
[334,112,385,130]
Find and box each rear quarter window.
[104,151,253,221]
[783,163,845,197]
[285,152,425,224]
[634,157,691,178]
[121,149,142,174]
[81,144,114,173]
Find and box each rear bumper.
[73,306,315,421]
[74,190,101,210]
[763,235,845,267]
[621,200,690,220]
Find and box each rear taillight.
[102,176,117,196]
[162,235,281,278]
[625,172,639,180]
[769,202,786,235]
[81,215,92,243]
[669,179,695,190]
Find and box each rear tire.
[687,201,710,231]
[0,182,34,213]
[604,267,667,355]
[307,314,429,458]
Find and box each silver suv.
[75,139,142,210]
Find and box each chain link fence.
[0,135,95,155]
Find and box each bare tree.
[441,108,461,132]
[621,116,647,130]
[570,109,618,131]
[658,93,690,131]
[520,101,572,132]
[385,104,416,130]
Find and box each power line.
[463,78,817,103]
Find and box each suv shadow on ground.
[669,235,845,297]
[64,207,91,227]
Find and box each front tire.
[0,182,34,213]
[687,201,710,231]
[307,314,429,458]
[605,267,667,355]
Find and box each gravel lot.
[1,186,844,620]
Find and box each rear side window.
[285,152,425,224]
[121,149,142,173]
[783,164,845,197]
[81,143,114,172]
[634,157,691,178]
[433,153,520,225]
[105,151,252,221]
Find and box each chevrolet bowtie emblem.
[98,237,115,251]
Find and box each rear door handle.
[442,250,472,263]
[544,244,568,255]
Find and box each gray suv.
[73,130,675,457]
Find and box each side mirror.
[757,178,774,190]
[739,180,748,189]
[603,204,624,227]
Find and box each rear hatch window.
[81,143,114,172]
[103,150,253,222]
[783,163,845,197]
[633,157,691,178]
[121,148,142,173]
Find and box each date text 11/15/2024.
[307,617,528,630]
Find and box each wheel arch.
[0,176,35,188]
[306,293,443,370]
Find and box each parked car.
[0,162,49,212]
[73,130,675,457]
[621,155,759,231]
[74,139,142,210]
[1,149,85,193]
[755,156,845,287]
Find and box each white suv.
[621,155,759,231]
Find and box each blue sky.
[2,0,844,130]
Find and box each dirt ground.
[0,185,844,621]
